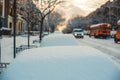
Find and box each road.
[78,35,120,66]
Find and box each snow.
[1,36,39,62]
[78,36,120,67]
[0,46,120,80]
[41,33,79,47]
[0,32,120,80]
[90,23,110,28]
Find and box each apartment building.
[0,0,27,36]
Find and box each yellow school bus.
[114,20,120,43]
[89,23,111,38]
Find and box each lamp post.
[28,22,30,48]
[0,0,4,63]
[13,0,17,58]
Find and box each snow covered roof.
[0,46,120,80]
[41,34,79,47]
[90,23,111,28]
[0,27,12,31]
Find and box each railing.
[16,45,38,53]
[0,63,10,73]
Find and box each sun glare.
[57,25,67,32]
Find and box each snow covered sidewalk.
[0,32,120,80]
[41,33,79,47]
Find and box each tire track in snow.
[78,36,120,66]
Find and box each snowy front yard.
[1,36,39,62]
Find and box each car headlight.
[74,34,77,36]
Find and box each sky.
[56,0,110,19]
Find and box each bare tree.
[47,11,65,33]
[17,0,40,47]
[33,0,64,42]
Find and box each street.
[78,35,120,66]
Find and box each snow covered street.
[78,36,120,66]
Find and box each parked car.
[73,28,84,38]
[110,30,116,38]
[83,30,90,35]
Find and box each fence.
[16,45,37,53]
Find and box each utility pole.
[13,0,17,58]
[28,23,30,48]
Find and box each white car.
[110,30,116,38]
[73,28,84,38]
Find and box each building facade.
[0,0,27,36]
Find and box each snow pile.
[0,46,120,80]
[41,34,79,47]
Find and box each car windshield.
[74,30,83,32]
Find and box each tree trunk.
[39,19,44,42]
[27,22,30,48]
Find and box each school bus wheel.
[114,37,118,43]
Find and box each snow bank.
[0,46,120,80]
[41,34,79,47]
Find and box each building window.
[9,22,12,28]
[9,5,13,16]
